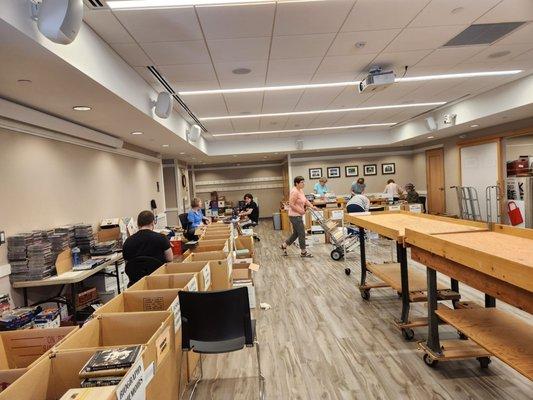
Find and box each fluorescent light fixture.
[211,123,395,137]
[107,0,274,9]
[200,102,445,121]
[179,70,522,96]
[73,106,91,111]
[131,131,143,135]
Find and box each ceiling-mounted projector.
[188,125,202,142]
[30,0,83,45]
[358,66,396,93]
[151,92,173,119]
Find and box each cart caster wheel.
[458,331,468,340]
[344,268,351,275]
[477,357,491,369]
[330,249,344,261]
[423,354,438,368]
[401,328,415,341]
[360,289,370,301]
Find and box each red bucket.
[170,239,183,256]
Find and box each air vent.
[147,66,207,132]
[444,22,525,46]
[83,0,105,9]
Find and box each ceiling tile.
[359,84,421,106]
[475,0,533,23]
[111,43,152,67]
[274,0,355,35]
[197,3,275,39]
[262,91,304,113]
[494,22,533,45]
[172,80,221,91]
[294,87,345,111]
[342,0,430,31]
[207,37,270,63]
[202,119,234,134]
[315,53,377,75]
[327,29,400,56]
[184,94,228,117]
[385,25,468,52]
[266,73,314,85]
[259,116,290,131]
[371,50,432,72]
[466,43,533,64]
[84,10,134,44]
[283,115,316,129]
[270,34,335,59]
[268,58,322,79]
[141,41,210,66]
[328,87,374,108]
[415,46,487,67]
[307,113,345,127]
[230,119,261,132]
[213,60,267,82]
[113,8,203,43]
[409,0,500,27]
[219,76,268,89]
[158,63,216,82]
[223,92,263,114]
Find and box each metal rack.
[450,186,482,221]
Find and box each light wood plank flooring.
[184,222,532,399]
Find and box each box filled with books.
[151,261,211,291]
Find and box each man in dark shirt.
[239,193,259,227]
[123,210,173,264]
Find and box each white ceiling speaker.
[296,139,304,151]
[151,92,173,119]
[425,116,437,131]
[30,0,83,45]
[188,124,202,142]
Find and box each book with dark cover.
[81,346,141,372]
[80,376,123,387]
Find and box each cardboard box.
[97,226,121,243]
[183,251,232,290]
[94,289,180,315]
[234,236,254,259]
[182,238,229,257]
[128,273,198,292]
[232,262,259,309]
[0,326,78,392]
[401,203,422,213]
[329,209,344,220]
[152,261,211,291]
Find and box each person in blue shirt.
[187,198,210,230]
[313,178,329,196]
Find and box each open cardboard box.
[128,273,198,292]
[182,238,229,258]
[152,262,211,291]
[94,289,180,315]
[232,262,260,308]
[97,226,121,243]
[235,236,254,259]
[0,326,78,393]
[0,349,125,400]
[183,251,233,290]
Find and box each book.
[80,376,123,387]
[60,387,115,399]
[79,366,131,379]
[81,346,141,372]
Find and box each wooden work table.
[405,226,533,379]
[343,211,487,339]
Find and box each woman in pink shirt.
[281,176,317,257]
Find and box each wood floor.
[184,222,532,399]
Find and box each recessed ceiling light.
[162,144,169,147]
[232,68,251,75]
[274,152,279,155]
[211,123,395,137]
[427,136,435,139]
[178,70,521,96]
[357,147,362,149]
[488,50,511,59]
[263,156,268,159]
[73,106,91,111]
[354,41,366,49]
[451,6,464,14]
[200,103,444,121]
[17,79,32,85]
[179,152,186,155]
[131,131,143,135]
[470,124,479,128]
[459,134,467,139]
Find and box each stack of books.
[26,241,55,281]
[74,224,96,254]
[79,346,141,387]
[90,240,118,257]
[55,225,77,248]
[0,306,41,331]
[7,233,33,283]
[49,232,70,261]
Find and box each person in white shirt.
[346,194,370,213]
[383,179,404,201]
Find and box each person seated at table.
[313,178,329,196]
[405,183,420,204]
[123,210,173,264]
[346,194,370,213]
[188,198,210,232]
[238,193,259,228]
[383,179,404,202]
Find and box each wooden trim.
[493,223,533,239]
[411,247,533,314]
[457,126,533,147]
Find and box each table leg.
[485,294,496,308]
[23,288,28,307]
[398,243,410,324]
[358,227,367,286]
[426,267,442,354]
[115,261,122,294]
[451,278,460,308]
[70,283,78,323]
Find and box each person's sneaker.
[300,252,313,258]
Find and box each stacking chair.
[179,287,265,400]
[124,256,163,287]
[179,212,198,241]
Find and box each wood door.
[426,148,446,214]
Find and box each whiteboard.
[460,142,499,222]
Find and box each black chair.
[179,212,198,241]
[179,287,265,400]
[124,256,163,287]
[346,204,365,213]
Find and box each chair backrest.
[125,256,164,287]
[179,287,252,350]
[179,213,190,230]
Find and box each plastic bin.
[273,212,281,230]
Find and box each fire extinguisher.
[507,201,524,226]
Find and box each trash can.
[272,212,282,230]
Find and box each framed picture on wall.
[363,164,377,176]
[309,168,323,179]
[327,167,341,178]
[345,165,359,177]
[381,163,396,175]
